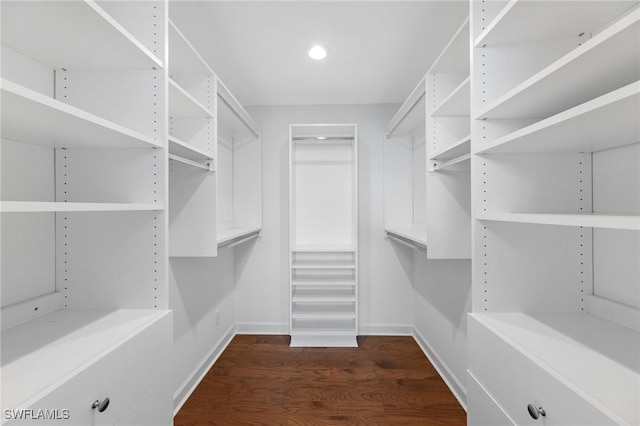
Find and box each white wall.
[412,255,471,407]
[235,104,415,334]
[170,250,236,412]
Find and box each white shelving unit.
[167,19,261,257]
[468,1,640,425]
[426,17,471,259]
[1,1,172,424]
[289,124,358,347]
[384,17,471,259]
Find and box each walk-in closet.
[1,1,638,425]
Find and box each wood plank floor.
[175,335,466,425]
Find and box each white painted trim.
[235,322,289,335]
[173,324,235,415]
[359,324,413,336]
[412,327,467,412]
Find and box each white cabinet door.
[468,316,618,426]
[6,314,171,425]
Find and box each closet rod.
[218,230,260,251]
[386,232,427,253]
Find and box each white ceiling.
[170,1,469,106]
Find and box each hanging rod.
[386,231,427,253]
[218,230,261,252]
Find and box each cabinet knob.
[92,397,110,413]
[527,403,546,420]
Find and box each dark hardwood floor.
[175,335,466,425]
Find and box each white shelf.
[292,245,356,253]
[431,76,470,117]
[1,309,169,411]
[168,154,211,171]
[217,79,260,138]
[470,312,639,426]
[475,1,637,47]
[292,276,356,287]
[292,304,356,320]
[1,1,162,70]
[476,81,640,155]
[385,78,426,137]
[168,79,213,119]
[291,319,356,336]
[433,153,471,172]
[477,212,640,231]
[291,260,356,270]
[0,201,162,213]
[1,79,161,149]
[476,9,640,120]
[292,288,356,303]
[168,136,214,162]
[428,18,470,74]
[429,135,471,161]
[168,20,213,78]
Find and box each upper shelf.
[429,18,470,74]
[475,0,637,47]
[476,81,640,155]
[1,79,161,149]
[431,77,470,117]
[477,212,640,231]
[385,78,426,138]
[1,0,162,70]
[476,9,640,120]
[217,79,260,139]
[168,20,214,78]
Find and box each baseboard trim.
[173,324,236,415]
[359,324,413,335]
[235,322,289,335]
[412,327,467,412]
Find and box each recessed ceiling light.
[308,45,328,60]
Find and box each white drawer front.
[467,371,515,426]
[468,316,617,426]
[116,369,172,426]
[6,312,172,425]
